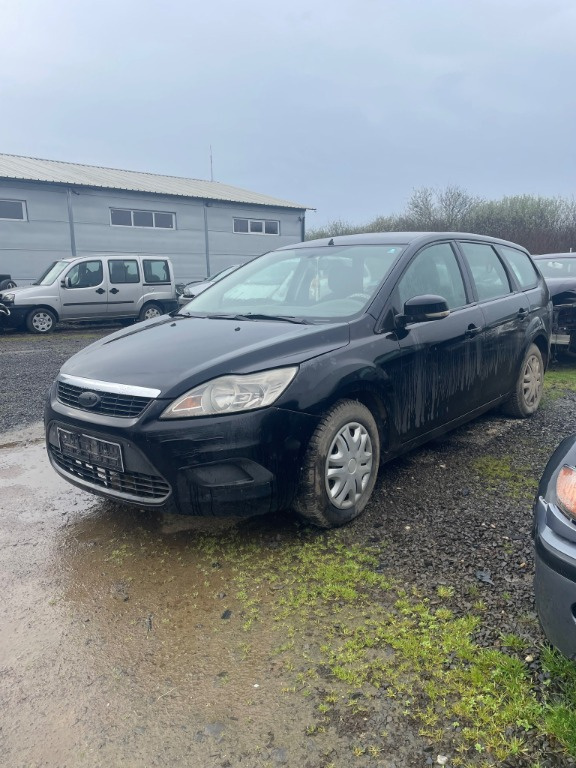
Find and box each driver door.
[391,242,485,442]
[59,259,107,319]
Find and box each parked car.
[178,265,239,307]
[0,254,178,333]
[45,232,551,528]
[532,253,576,352]
[0,274,17,290]
[533,435,576,659]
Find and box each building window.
[0,199,27,221]
[110,208,175,229]
[233,218,280,235]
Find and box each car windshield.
[179,245,404,321]
[536,257,576,278]
[34,260,70,285]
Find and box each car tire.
[501,343,544,418]
[26,307,57,334]
[292,399,380,528]
[0,279,16,290]
[138,302,163,322]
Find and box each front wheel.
[138,302,163,322]
[26,307,56,334]
[501,343,544,417]
[292,399,380,528]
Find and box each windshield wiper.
[206,312,310,324]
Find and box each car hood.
[543,277,576,304]
[0,284,57,301]
[60,314,350,398]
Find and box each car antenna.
[328,238,334,246]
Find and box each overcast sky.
[1,0,575,229]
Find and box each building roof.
[0,152,312,210]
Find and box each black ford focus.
[45,232,551,528]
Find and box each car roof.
[533,252,575,259]
[279,231,529,250]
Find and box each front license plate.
[57,428,124,471]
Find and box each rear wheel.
[0,279,16,290]
[501,343,543,417]
[292,399,380,528]
[138,302,163,322]
[26,307,56,334]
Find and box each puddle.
[0,432,350,767]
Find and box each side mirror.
[61,276,73,289]
[396,294,450,327]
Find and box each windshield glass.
[181,245,405,321]
[35,261,70,285]
[536,257,576,278]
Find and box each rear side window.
[143,259,170,283]
[499,246,539,289]
[460,242,511,301]
[109,259,140,284]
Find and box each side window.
[498,246,539,289]
[66,260,103,288]
[397,243,467,310]
[109,259,140,284]
[143,259,170,283]
[459,242,511,301]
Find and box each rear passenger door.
[457,241,527,401]
[107,258,142,317]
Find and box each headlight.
[160,366,298,418]
[2,293,15,303]
[556,465,576,519]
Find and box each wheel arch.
[27,304,60,321]
[530,332,549,371]
[326,383,391,455]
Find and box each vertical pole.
[203,204,211,276]
[67,188,77,257]
[300,213,306,242]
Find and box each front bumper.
[533,495,576,659]
[45,384,319,518]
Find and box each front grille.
[57,381,153,418]
[50,446,170,501]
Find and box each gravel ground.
[0,323,120,430]
[2,327,576,766]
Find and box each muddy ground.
[1,327,576,767]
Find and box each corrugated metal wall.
[0,181,305,284]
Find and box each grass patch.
[470,454,535,499]
[544,365,576,401]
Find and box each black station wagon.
[45,232,551,528]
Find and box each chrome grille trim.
[57,380,153,418]
[59,374,161,399]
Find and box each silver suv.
[0,253,178,333]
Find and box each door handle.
[95,288,105,294]
[465,324,481,338]
[517,308,528,318]
[110,288,119,294]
